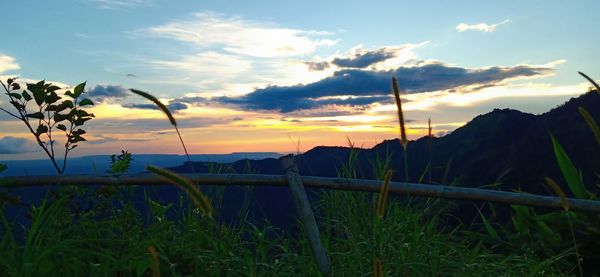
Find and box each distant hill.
[171,90,600,197]
[0,152,282,176]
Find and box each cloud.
[456,19,510,32]
[122,101,188,112]
[331,48,398,68]
[137,12,338,93]
[87,0,152,9]
[305,61,330,71]
[87,84,130,102]
[150,51,252,76]
[205,61,556,113]
[86,134,156,144]
[0,54,20,74]
[146,12,336,58]
[0,136,36,154]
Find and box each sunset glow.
[1,1,598,160]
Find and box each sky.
[0,0,599,160]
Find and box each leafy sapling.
[0,78,95,174]
[108,150,133,177]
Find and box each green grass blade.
[578,107,600,145]
[478,209,499,241]
[549,133,589,199]
[376,169,393,219]
[418,162,430,184]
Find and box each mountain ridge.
[170,89,600,196]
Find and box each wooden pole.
[280,154,330,276]
[2,174,600,212]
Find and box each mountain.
[154,90,600,228]
[0,152,282,176]
[171,90,600,197]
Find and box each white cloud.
[456,19,510,33]
[0,54,20,74]
[135,12,338,95]
[147,12,336,58]
[151,51,252,76]
[88,0,152,9]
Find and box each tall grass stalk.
[392,77,409,182]
[146,165,213,218]
[129,89,193,172]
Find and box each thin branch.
[0,107,21,119]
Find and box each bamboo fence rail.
[2,173,600,213]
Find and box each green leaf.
[54,113,70,122]
[74,117,92,126]
[36,124,49,136]
[78,98,93,106]
[31,86,46,106]
[73,82,86,98]
[21,91,32,101]
[8,92,21,99]
[46,85,61,92]
[73,129,86,136]
[72,109,90,118]
[56,124,67,131]
[69,136,86,143]
[511,205,530,234]
[478,209,499,240]
[135,256,150,277]
[0,164,6,173]
[45,92,60,104]
[549,133,589,199]
[26,112,45,119]
[64,90,75,99]
[9,101,25,110]
[536,220,560,243]
[62,100,74,109]
[45,104,59,111]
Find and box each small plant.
[0,78,94,174]
[108,150,133,177]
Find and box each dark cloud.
[332,48,397,68]
[0,136,37,154]
[87,85,129,102]
[305,61,330,71]
[209,62,553,113]
[122,101,188,112]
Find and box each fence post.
[280,154,330,276]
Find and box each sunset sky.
[1,0,599,160]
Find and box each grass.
[0,185,574,276]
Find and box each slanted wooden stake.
[280,154,330,276]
